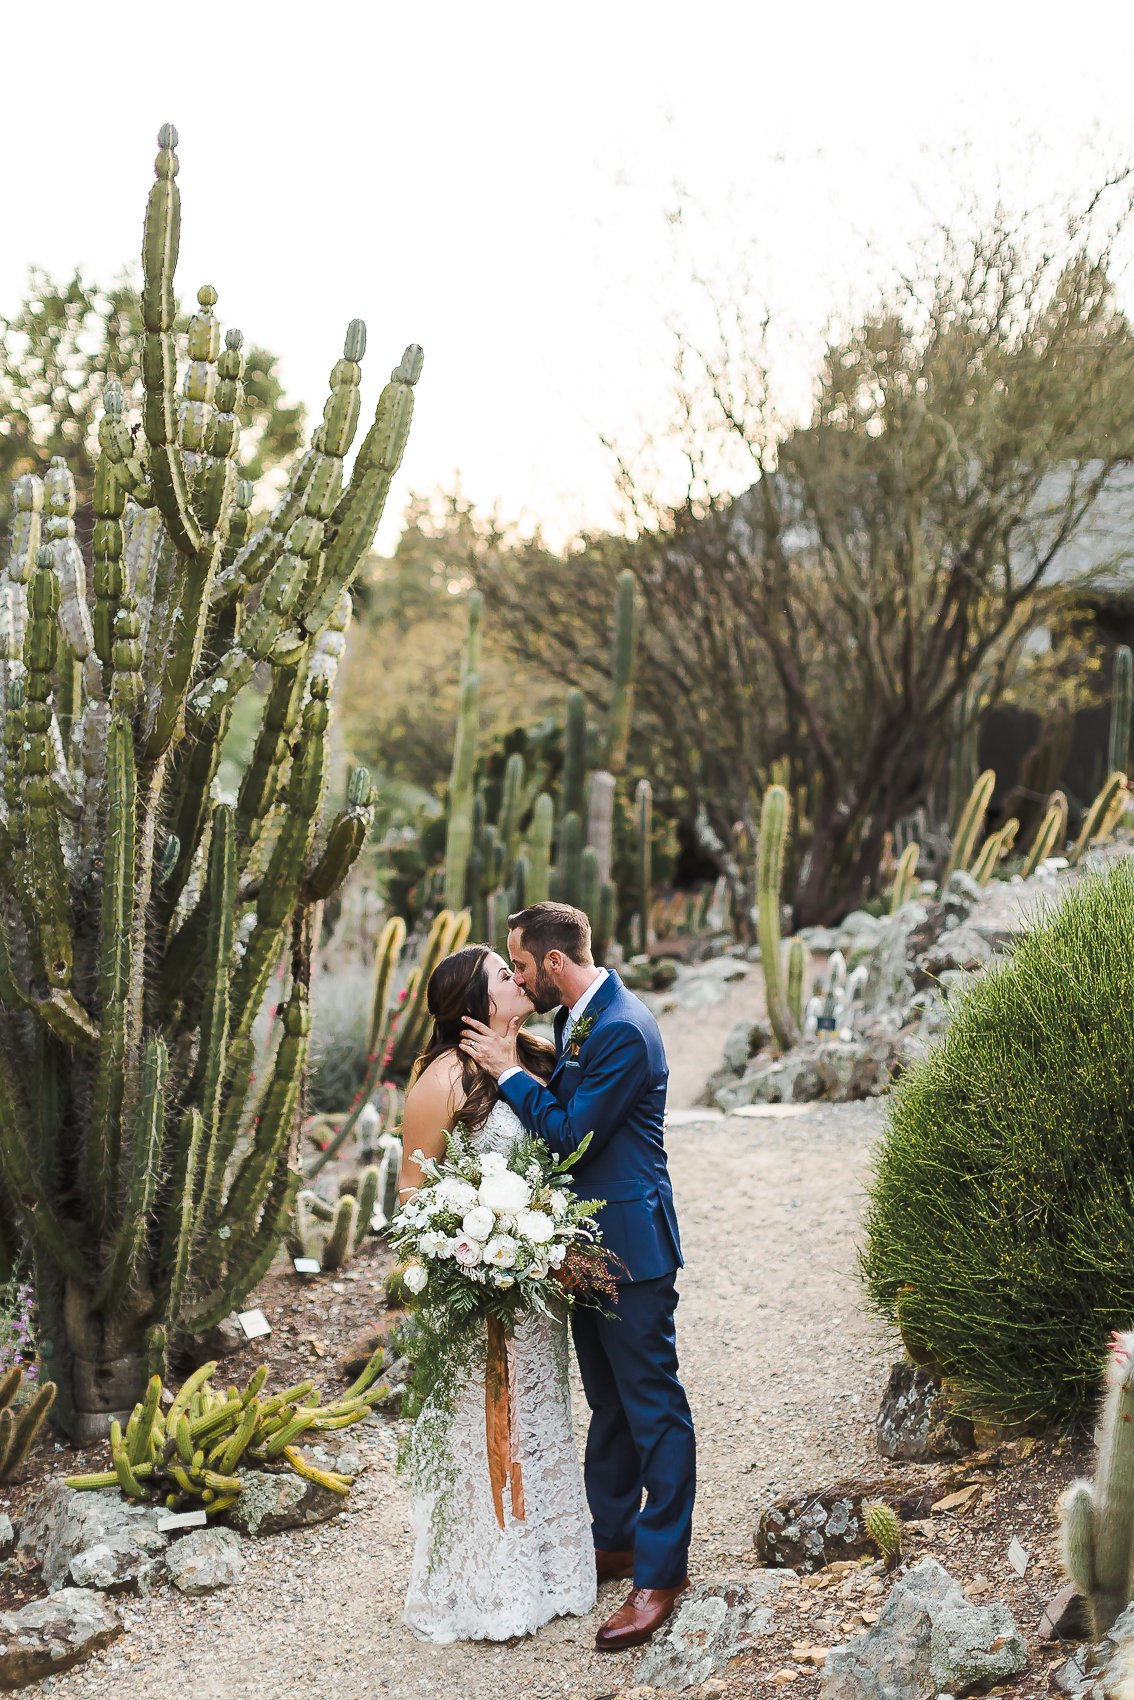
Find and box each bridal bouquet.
[391,1126,618,1529]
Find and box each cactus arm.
[1061,1479,1097,1602]
[210,451,317,609]
[140,125,203,558]
[95,1037,168,1310]
[526,792,553,904]
[366,913,406,1061]
[180,1164,301,1334]
[581,845,601,931]
[889,841,920,912]
[562,689,588,823]
[91,407,128,679]
[21,546,77,994]
[306,767,373,901]
[1068,772,1128,867]
[758,784,798,1051]
[559,811,583,907]
[234,660,306,857]
[0,1030,91,1283]
[385,911,456,1083]
[321,1196,358,1270]
[0,1380,56,1481]
[300,344,423,633]
[606,569,638,774]
[942,768,996,887]
[42,459,101,704]
[1020,792,1068,878]
[86,715,137,1232]
[219,983,309,1235]
[191,806,236,1231]
[498,751,525,865]
[787,937,806,1029]
[162,1108,203,1331]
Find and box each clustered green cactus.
[288,1165,380,1271]
[0,125,420,1440]
[1061,1330,1134,1635]
[65,1351,389,1512]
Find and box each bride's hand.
[460,1015,522,1079]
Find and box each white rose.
[527,1261,549,1281]
[479,1151,507,1176]
[548,1244,567,1268]
[483,1234,519,1268]
[548,1190,568,1220]
[437,1178,478,1214]
[515,1209,555,1245]
[403,1264,428,1295]
[478,1171,532,1215]
[462,1205,496,1242]
[452,1235,482,1267]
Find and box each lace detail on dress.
[403,1098,596,1643]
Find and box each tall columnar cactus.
[1021,792,1068,878]
[757,784,798,1051]
[1110,647,1133,778]
[635,779,653,953]
[443,593,481,911]
[889,842,920,913]
[786,938,806,1031]
[941,768,996,889]
[1068,772,1128,868]
[526,792,553,905]
[1061,1330,1134,1635]
[562,690,588,825]
[0,126,420,1440]
[606,570,638,775]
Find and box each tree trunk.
[38,1265,158,1445]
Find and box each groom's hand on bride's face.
[460,1016,521,1079]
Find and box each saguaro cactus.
[0,126,420,1440]
[1110,646,1133,778]
[757,784,798,1051]
[1062,1330,1134,1634]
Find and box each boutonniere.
[566,1012,596,1058]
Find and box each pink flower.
[452,1236,482,1267]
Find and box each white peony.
[515,1209,555,1245]
[547,1244,567,1268]
[452,1235,483,1267]
[479,1151,507,1176]
[403,1264,428,1295]
[527,1261,549,1281]
[548,1190,568,1220]
[492,1272,515,1289]
[478,1170,532,1215]
[436,1178,478,1214]
[418,1230,450,1259]
[483,1234,519,1268]
[462,1205,496,1242]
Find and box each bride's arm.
[397,1054,465,1201]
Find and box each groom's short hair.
[507,902,593,965]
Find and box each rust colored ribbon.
[485,1314,525,1531]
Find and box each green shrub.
[307,964,374,1113]
[860,861,1134,1426]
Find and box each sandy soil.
[46,1096,895,1700]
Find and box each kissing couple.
[397,899,697,1650]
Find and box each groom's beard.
[529,963,562,1014]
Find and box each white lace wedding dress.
[402,1097,597,1643]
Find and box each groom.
[461,900,697,1651]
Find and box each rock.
[68,1533,165,1595]
[1054,1598,1134,1695]
[622,956,679,992]
[165,1526,244,1595]
[820,1558,1026,1698]
[338,1327,402,1380]
[720,1019,771,1073]
[173,1313,246,1371]
[943,871,984,906]
[755,1476,933,1572]
[720,1038,898,1111]
[1039,1584,1091,1642]
[635,1572,786,1689]
[17,1482,169,1591]
[861,902,931,1017]
[876,1362,975,1461]
[674,977,729,1011]
[915,927,993,981]
[226,1468,345,1536]
[0,1587,121,1687]
[0,1516,13,1560]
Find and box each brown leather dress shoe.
[594,1579,691,1650]
[595,1547,635,1583]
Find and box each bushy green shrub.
[307,963,374,1113]
[860,861,1134,1426]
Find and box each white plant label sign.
[1007,1536,1029,1576]
[236,1308,271,1339]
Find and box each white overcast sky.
[3,1,1134,550]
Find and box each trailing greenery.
[861,862,1134,1425]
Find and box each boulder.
[755,1475,933,1572]
[820,1558,1026,1698]
[225,1467,345,1537]
[635,1572,786,1690]
[875,1361,975,1461]
[719,1038,898,1111]
[943,870,984,907]
[68,1533,165,1595]
[0,1517,12,1560]
[0,1587,121,1688]
[166,1525,244,1595]
[17,1482,169,1591]
[1039,1584,1090,1643]
[1054,1598,1134,1695]
[915,926,993,982]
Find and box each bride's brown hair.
[413,944,555,1131]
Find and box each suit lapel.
[548,972,622,1084]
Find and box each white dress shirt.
[499,968,608,1086]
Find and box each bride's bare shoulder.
[405,1050,466,1118]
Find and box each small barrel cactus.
[862,1499,902,1568]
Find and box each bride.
[398,943,597,1643]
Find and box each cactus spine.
[1110,646,1133,778]
[0,126,420,1440]
[942,768,996,888]
[1061,1330,1134,1634]
[443,593,481,911]
[757,785,798,1051]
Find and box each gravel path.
[45,1099,896,1700]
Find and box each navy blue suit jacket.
[498,971,682,1283]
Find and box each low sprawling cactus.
[65,1351,389,1511]
[1061,1330,1134,1634]
[0,125,420,1440]
[757,785,798,1051]
[942,768,996,888]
